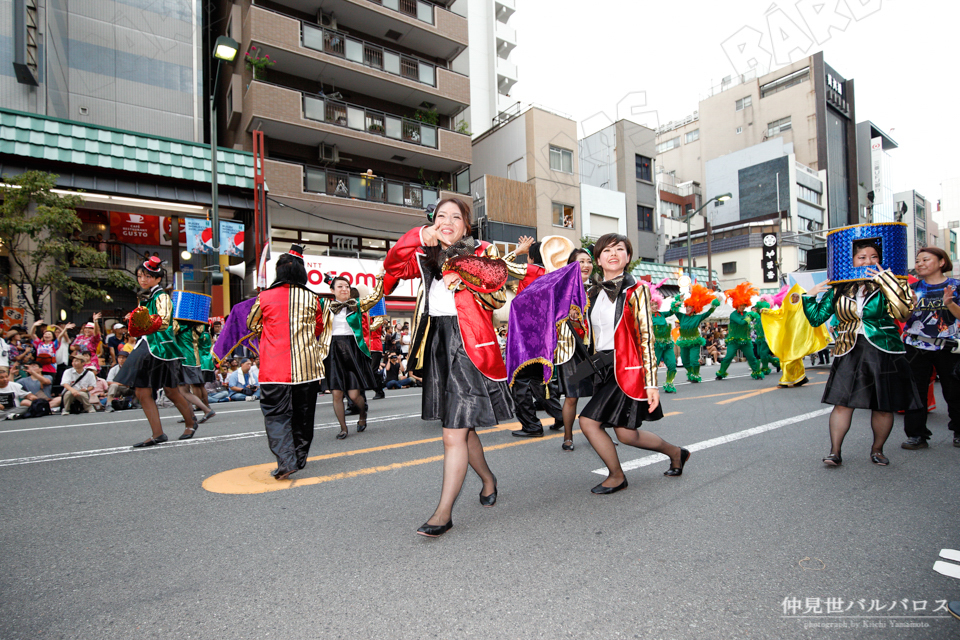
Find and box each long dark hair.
[275,254,307,286]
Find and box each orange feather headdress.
[725,282,758,309]
[683,284,717,313]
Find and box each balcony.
[497,59,517,94]
[304,165,440,209]
[264,0,467,60]
[495,0,515,20]
[246,5,469,114]
[495,21,516,56]
[241,81,470,171]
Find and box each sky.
[509,0,960,218]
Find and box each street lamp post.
[681,193,731,287]
[208,36,239,289]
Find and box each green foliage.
[455,120,471,135]
[414,108,440,126]
[0,171,136,322]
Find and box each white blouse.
[428,278,458,317]
[331,308,353,336]
[590,293,616,351]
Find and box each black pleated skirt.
[180,365,204,386]
[822,337,922,411]
[421,316,514,429]
[324,335,377,392]
[579,351,663,429]
[113,340,182,390]
[556,353,594,399]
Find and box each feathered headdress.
[771,285,789,308]
[684,284,717,313]
[725,282,758,309]
[641,278,668,311]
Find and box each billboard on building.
[183,219,245,257]
[871,137,884,205]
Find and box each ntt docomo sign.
[264,254,418,298]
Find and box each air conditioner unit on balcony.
[319,143,340,164]
[318,11,337,29]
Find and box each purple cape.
[214,296,260,360]
[506,262,586,386]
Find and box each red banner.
[109,212,160,245]
[2,307,26,332]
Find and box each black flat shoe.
[198,410,216,424]
[591,479,627,494]
[178,423,198,440]
[357,415,367,432]
[336,431,348,440]
[562,440,574,452]
[870,451,889,466]
[479,478,498,507]
[822,453,842,466]
[416,520,453,537]
[511,429,544,438]
[548,421,563,431]
[664,448,691,477]
[133,434,168,448]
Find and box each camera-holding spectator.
[383,354,416,389]
[60,354,98,413]
[70,312,103,371]
[227,358,260,401]
[0,365,35,418]
[105,351,134,411]
[19,363,61,412]
[105,322,127,367]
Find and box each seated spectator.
[0,365,33,419]
[60,354,98,414]
[384,354,416,389]
[227,358,260,401]
[105,352,134,411]
[19,363,61,411]
[9,361,25,381]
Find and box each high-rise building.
[657,51,859,230]
[856,121,898,224]
[217,0,473,311]
[894,190,932,259]
[460,0,517,137]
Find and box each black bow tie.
[596,276,624,303]
[443,236,476,261]
[329,299,357,315]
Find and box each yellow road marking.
[202,412,683,495]
[715,381,825,405]
[674,389,759,401]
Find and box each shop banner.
[184,219,245,257]
[109,212,160,245]
[2,307,26,332]
[160,217,186,246]
[264,254,417,299]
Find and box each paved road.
[1,361,957,639]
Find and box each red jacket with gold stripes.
[247,283,327,384]
[382,226,508,381]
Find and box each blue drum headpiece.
[826,222,908,283]
[171,290,213,324]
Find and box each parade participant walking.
[803,238,920,466]
[901,247,960,450]
[751,299,781,376]
[716,283,764,380]
[382,197,512,537]
[115,257,199,447]
[172,320,216,434]
[247,244,326,480]
[648,281,678,393]
[578,233,687,495]
[671,285,720,382]
[325,277,383,439]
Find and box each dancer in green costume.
[716,282,765,380]
[670,284,720,383]
[647,282,678,393]
[751,300,780,376]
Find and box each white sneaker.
[245,395,257,402]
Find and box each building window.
[915,203,925,221]
[635,154,652,182]
[736,127,743,134]
[722,261,737,275]
[797,184,821,204]
[656,137,680,153]
[760,67,810,98]
[455,168,470,194]
[735,96,752,111]
[660,200,681,219]
[638,205,654,232]
[684,129,700,144]
[549,146,573,174]
[553,202,575,228]
[767,117,792,137]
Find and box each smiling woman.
[381,197,513,537]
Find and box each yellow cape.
[760,283,830,386]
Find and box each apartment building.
[657,51,859,231]
[217,0,472,296]
[460,0,517,137]
[579,119,658,261]
[470,105,580,249]
[855,121,898,224]
[894,190,931,260]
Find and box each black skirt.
[579,351,663,429]
[324,335,377,392]
[822,337,922,411]
[556,353,594,399]
[421,316,514,429]
[113,340,182,390]
[180,365,204,386]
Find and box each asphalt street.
[1,360,958,639]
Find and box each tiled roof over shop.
[0,108,254,189]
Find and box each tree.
[0,171,136,322]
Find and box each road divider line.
[715,386,780,405]
[591,407,833,475]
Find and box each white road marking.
[0,413,422,467]
[591,407,833,475]
[0,390,424,434]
